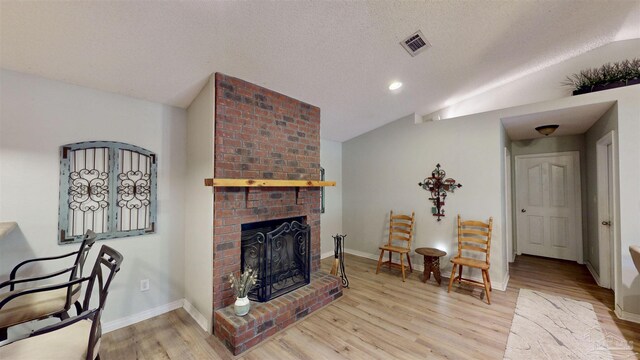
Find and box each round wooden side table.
[415,247,447,285]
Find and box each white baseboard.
[501,273,510,291]
[103,298,211,334]
[344,248,509,291]
[615,304,640,324]
[183,299,210,333]
[103,299,184,333]
[344,248,380,261]
[585,261,602,287]
[321,250,335,259]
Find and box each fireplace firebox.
[241,216,310,302]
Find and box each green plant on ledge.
[563,58,640,95]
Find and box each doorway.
[504,147,514,263]
[515,151,583,262]
[596,131,616,290]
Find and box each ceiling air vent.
[400,30,431,57]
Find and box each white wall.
[343,113,508,289]
[511,135,586,156]
[425,39,640,122]
[184,76,214,332]
[0,69,187,333]
[320,139,343,258]
[584,107,618,277]
[611,88,640,319]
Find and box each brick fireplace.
[241,216,311,302]
[211,73,342,354]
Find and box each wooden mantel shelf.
[204,178,336,187]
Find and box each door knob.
[602,221,611,226]
[521,209,526,213]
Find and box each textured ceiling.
[1,1,639,141]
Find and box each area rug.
[504,289,613,360]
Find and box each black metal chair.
[0,230,97,340]
[0,244,123,360]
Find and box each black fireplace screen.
[241,216,310,302]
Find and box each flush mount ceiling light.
[535,124,559,136]
[389,81,403,91]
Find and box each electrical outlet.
[140,279,150,292]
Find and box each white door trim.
[504,147,515,263]
[515,151,583,263]
[596,130,617,290]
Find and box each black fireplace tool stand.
[330,234,349,288]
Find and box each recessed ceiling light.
[389,81,403,91]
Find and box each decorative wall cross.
[418,164,462,221]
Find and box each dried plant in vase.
[229,267,257,316]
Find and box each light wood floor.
[102,254,640,359]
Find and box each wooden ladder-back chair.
[448,215,493,304]
[0,230,97,340]
[0,245,124,360]
[376,211,415,282]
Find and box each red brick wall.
[212,73,321,311]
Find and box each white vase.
[234,296,250,316]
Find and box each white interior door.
[515,152,582,261]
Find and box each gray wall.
[342,85,639,316]
[500,122,512,278]
[184,76,214,331]
[0,69,187,334]
[510,135,588,261]
[584,105,618,276]
[511,135,586,156]
[320,139,343,257]
[612,88,640,316]
[343,113,508,288]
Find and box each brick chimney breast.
[212,73,322,310]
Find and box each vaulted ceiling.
[1,1,638,141]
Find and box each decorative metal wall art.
[418,164,462,221]
[330,234,349,288]
[116,148,153,232]
[59,141,157,244]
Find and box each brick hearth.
[214,273,342,354]
[212,73,341,353]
